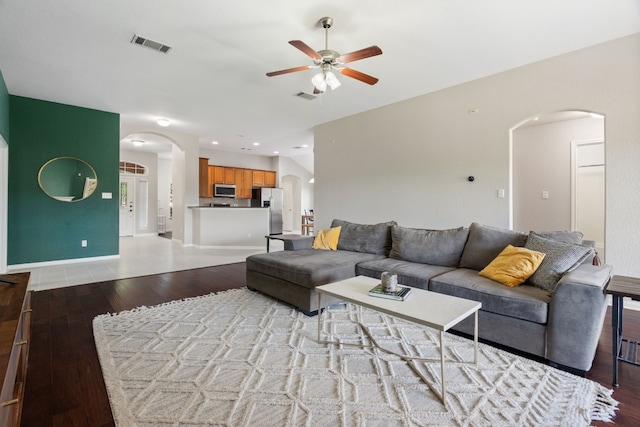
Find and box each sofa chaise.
[245,219,612,373]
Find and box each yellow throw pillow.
[479,245,545,287]
[312,226,341,250]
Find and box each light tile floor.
[10,235,284,292]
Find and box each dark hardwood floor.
[20,263,640,426]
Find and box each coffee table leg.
[317,292,322,342]
[440,331,446,408]
[474,311,479,366]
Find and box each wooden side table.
[605,275,640,387]
[301,215,314,235]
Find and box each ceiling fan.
[266,17,382,94]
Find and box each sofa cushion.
[459,222,528,271]
[389,225,469,267]
[356,258,456,290]
[479,245,546,287]
[538,230,583,244]
[312,226,341,250]
[430,268,551,324]
[524,232,595,292]
[330,219,396,255]
[246,249,385,290]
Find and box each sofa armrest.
[546,263,612,371]
[284,236,314,250]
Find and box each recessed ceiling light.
[211,141,219,145]
[157,118,170,127]
[132,140,145,146]
[274,151,279,154]
[302,144,309,148]
[253,142,260,146]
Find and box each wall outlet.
[81,240,88,247]
[497,189,505,198]
[542,191,549,199]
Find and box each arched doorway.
[120,132,178,237]
[511,111,605,258]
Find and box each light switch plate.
[102,192,113,199]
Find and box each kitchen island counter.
[190,206,269,247]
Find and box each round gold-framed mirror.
[38,157,98,202]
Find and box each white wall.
[199,147,277,170]
[314,33,640,276]
[278,156,314,211]
[512,117,604,232]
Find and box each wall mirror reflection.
[38,156,98,202]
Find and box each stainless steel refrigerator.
[258,188,283,235]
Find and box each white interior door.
[572,141,605,258]
[119,176,135,236]
[282,181,293,231]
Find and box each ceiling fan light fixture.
[312,70,340,92]
[311,72,328,92]
[325,71,341,90]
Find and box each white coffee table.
[316,275,481,407]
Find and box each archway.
[120,132,180,238]
[510,110,605,258]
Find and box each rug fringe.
[93,287,247,320]
[591,386,619,423]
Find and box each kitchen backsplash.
[199,197,252,207]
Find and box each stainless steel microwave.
[214,184,236,198]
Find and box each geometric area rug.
[93,288,617,426]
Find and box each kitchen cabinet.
[199,158,209,197]
[235,168,253,199]
[223,167,236,184]
[207,166,215,197]
[265,171,276,187]
[205,165,276,196]
[252,170,265,187]
[212,166,225,184]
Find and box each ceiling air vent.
[131,34,172,54]
[294,92,317,101]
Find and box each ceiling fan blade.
[337,46,382,64]
[339,67,379,85]
[266,65,312,77]
[289,40,322,61]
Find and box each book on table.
[368,284,412,301]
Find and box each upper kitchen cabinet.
[199,158,209,197]
[235,168,253,199]
[223,167,236,185]
[265,171,276,187]
[212,166,225,184]
[253,170,276,188]
[211,166,235,185]
[252,170,264,187]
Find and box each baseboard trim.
[7,254,120,271]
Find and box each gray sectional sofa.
[246,219,612,373]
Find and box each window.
[119,161,147,175]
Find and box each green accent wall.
[0,69,8,143]
[8,96,120,264]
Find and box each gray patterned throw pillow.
[524,232,594,291]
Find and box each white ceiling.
[1,1,639,159]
